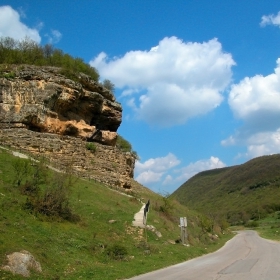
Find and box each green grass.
[251,213,280,241]
[0,148,233,279]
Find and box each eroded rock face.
[0,65,135,189]
[0,128,135,189]
[0,65,121,145]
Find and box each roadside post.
[180,217,188,245]
[143,200,150,242]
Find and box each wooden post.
[180,217,188,245]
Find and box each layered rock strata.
[0,65,122,145]
[0,65,135,189]
[0,128,135,189]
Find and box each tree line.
[0,36,99,81]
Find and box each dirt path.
[132,204,145,228]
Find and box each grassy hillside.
[0,147,232,279]
[172,154,280,225]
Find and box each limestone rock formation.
[0,65,121,145]
[0,65,135,189]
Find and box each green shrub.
[20,181,40,196]
[245,220,259,228]
[0,71,15,79]
[105,244,128,260]
[116,135,132,152]
[159,193,174,216]
[102,79,115,92]
[12,158,31,186]
[86,142,96,153]
[23,172,80,222]
[116,135,139,159]
[24,184,79,222]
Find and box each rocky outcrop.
[0,65,135,189]
[1,250,42,277]
[0,65,122,145]
[0,128,135,188]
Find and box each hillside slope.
[0,148,232,279]
[172,154,280,224]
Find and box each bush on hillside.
[116,135,139,159]
[24,175,80,222]
[13,159,80,222]
[102,79,115,92]
[104,244,128,260]
[86,142,97,153]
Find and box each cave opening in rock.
[28,124,42,132]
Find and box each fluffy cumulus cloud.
[0,5,41,42]
[173,156,226,185]
[224,59,280,159]
[245,129,280,158]
[135,154,226,192]
[135,153,180,185]
[260,11,280,28]
[229,58,280,121]
[90,37,235,127]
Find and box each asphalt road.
[128,230,280,280]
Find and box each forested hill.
[171,154,280,225]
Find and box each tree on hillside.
[102,79,115,93]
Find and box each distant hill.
[171,154,280,225]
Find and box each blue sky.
[1,1,280,193]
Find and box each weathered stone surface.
[0,65,135,189]
[0,65,122,144]
[0,128,135,189]
[1,250,42,277]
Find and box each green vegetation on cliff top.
[0,36,99,81]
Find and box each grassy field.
[0,147,233,279]
[252,213,280,241]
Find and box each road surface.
[128,230,280,280]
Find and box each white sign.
[180,217,187,227]
[180,217,184,227]
[184,217,187,227]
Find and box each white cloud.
[246,129,280,157]
[228,129,280,160]
[136,153,180,173]
[90,37,235,126]
[135,153,180,185]
[136,170,164,185]
[0,5,41,42]
[174,156,226,184]
[224,58,280,159]
[135,154,226,191]
[228,58,280,120]
[163,174,173,185]
[45,29,62,44]
[260,11,280,28]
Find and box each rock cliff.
[0,65,135,189]
[0,65,122,144]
